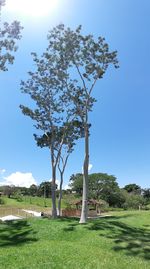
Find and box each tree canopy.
[123,184,141,194]
[0,0,23,71]
[69,172,123,206]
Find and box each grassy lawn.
[0,197,50,217]
[0,211,150,269]
[0,194,80,217]
[1,195,74,209]
[2,196,53,208]
[0,196,70,217]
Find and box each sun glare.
[6,0,59,17]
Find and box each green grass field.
[1,195,76,208]
[0,196,70,217]
[2,196,53,208]
[0,211,150,269]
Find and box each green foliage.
[63,198,73,209]
[69,174,149,209]
[69,173,83,194]
[88,173,119,202]
[122,192,146,210]
[12,190,23,202]
[69,172,122,206]
[38,181,57,198]
[29,184,38,196]
[0,1,23,71]
[143,188,150,201]
[3,185,15,198]
[104,189,126,208]
[123,183,141,194]
[0,197,5,204]
[144,204,150,210]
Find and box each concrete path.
[22,209,41,217]
[0,215,22,221]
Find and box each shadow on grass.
[86,216,150,260]
[63,223,80,232]
[56,217,80,232]
[57,217,79,222]
[0,219,38,247]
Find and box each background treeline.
[69,173,150,210]
[0,173,150,210]
[0,181,57,201]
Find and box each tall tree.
[47,24,118,223]
[0,0,23,71]
[20,24,118,221]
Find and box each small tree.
[0,0,23,71]
[29,184,38,196]
[57,122,83,216]
[20,48,78,218]
[36,121,83,216]
[3,185,15,198]
[123,193,146,210]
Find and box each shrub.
[13,191,23,202]
[0,197,5,204]
[123,194,146,210]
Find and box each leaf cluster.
[45,24,118,122]
[0,1,23,71]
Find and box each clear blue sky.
[0,0,150,188]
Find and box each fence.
[0,207,43,219]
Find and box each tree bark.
[79,120,89,223]
[58,171,63,216]
[51,164,57,217]
[51,145,57,218]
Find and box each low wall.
[62,209,98,217]
[62,209,81,217]
[88,210,97,217]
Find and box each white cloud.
[0,168,6,174]
[82,163,93,172]
[48,178,60,189]
[0,172,37,188]
[56,179,60,189]
[63,184,71,190]
[88,164,93,171]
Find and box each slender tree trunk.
[44,184,46,207]
[58,154,69,216]
[58,171,63,216]
[51,146,57,218]
[79,119,89,224]
[51,164,57,217]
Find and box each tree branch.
[74,63,88,94]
